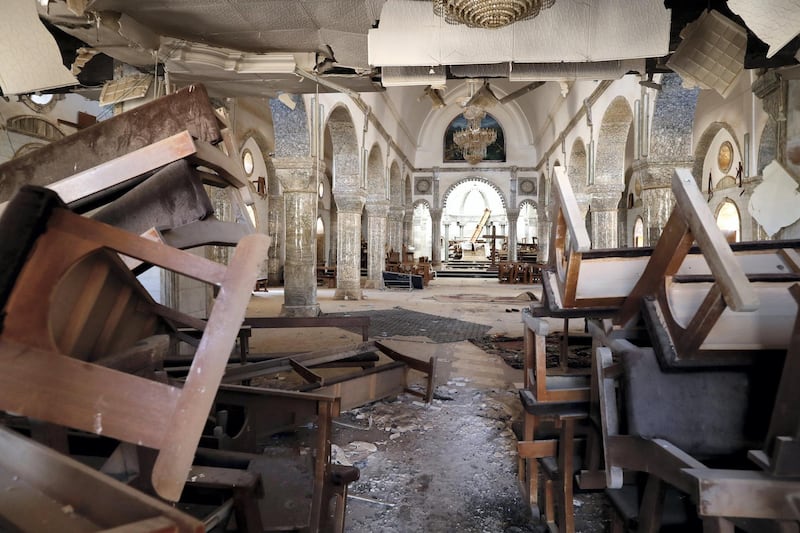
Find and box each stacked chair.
[0,86,358,532]
[517,166,800,532]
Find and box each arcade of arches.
[2,72,800,317]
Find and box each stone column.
[403,212,413,248]
[588,187,624,249]
[430,208,443,269]
[267,186,285,285]
[364,200,389,289]
[334,193,365,300]
[387,206,405,253]
[506,208,519,261]
[274,157,321,317]
[443,220,451,262]
[537,208,550,264]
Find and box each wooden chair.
[0,186,269,502]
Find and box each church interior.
[0,0,799,531]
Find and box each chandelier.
[432,0,555,29]
[453,105,497,165]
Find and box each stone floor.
[244,278,608,533]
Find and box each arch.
[13,142,46,159]
[443,111,506,163]
[366,143,385,198]
[441,177,507,210]
[595,96,634,186]
[6,115,64,142]
[325,104,360,190]
[692,122,741,186]
[648,73,699,161]
[389,160,403,203]
[567,138,588,193]
[715,199,741,243]
[268,94,310,158]
[411,201,432,259]
[517,200,538,245]
[633,216,645,247]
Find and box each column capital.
[273,157,324,192]
[334,192,366,213]
[365,199,390,216]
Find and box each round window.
[242,149,254,176]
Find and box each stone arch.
[411,200,432,259]
[649,73,699,162]
[443,111,506,163]
[404,173,413,206]
[366,143,385,198]
[268,94,310,158]
[441,177,507,210]
[389,160,403,203]
[567,138,588,193]
[692,122,741,186]
[517,200,538,245]
[413,199,432,210]
[595,96,634,186]
[715,198,741,242]
[326,104,360,190]
[757,118,778,175]
[12,142,46,158]
[6,115,64,142]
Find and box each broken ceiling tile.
[727,0,800,59]
[747,160,800,237]
[99,75,153,106]
[666,10,746,98]
[0,0,78,95]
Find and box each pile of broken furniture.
[516,166,800,532]
[0,85,435,532]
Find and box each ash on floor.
[334,384,609,533]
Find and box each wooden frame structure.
[0,186,269,502]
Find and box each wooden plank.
[552,166,591,252]
[94,284,135,355]
[47,131,198,209]
[59,258,111,354]
[290,358,324,385]
[0,340,180,449]
[101,517,180,533]
[152,233,269,501]
[672,169,758,312]
[615,209,693,326]
[310,362,407,411]
[50,210,228,286]
[0,85,221,204]
[677,281,726,355]
[518,439,558,458]
[189,139,248,189]
[374,340,433,373]
[682,468,800,520]
[0,426,203,533]
[244,316,370,341]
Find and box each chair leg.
[556,417,576,533]
[638,475,666,533]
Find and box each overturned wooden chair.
[0,185,269,502]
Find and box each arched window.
[716,200,740,243]
[443,112,505,163]
[633,217,645,247]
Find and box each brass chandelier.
[432,0,555,29]
[453,105,496,165]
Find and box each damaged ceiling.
[1,0,798,145]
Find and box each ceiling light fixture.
[453,105,496,165]
[432,0,555,29]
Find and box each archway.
[442,178,506,260]
[325,104,363,300]
[716,200,741,243]
[411,200,432,260]
[633,216,645,247]
[364,144,388,287]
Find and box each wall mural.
[443,112,506,162]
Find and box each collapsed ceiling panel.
[727,0,800,59]
[369,0,671,67]
[0,0,78,95]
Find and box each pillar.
[365,200,389,289]
[267,185,285,285]
[274,157,321,317]
[430,208,443,269]
[334,193,365,300]
[388,206,405,253]
[506,208,519,261]
[588,187,624,249]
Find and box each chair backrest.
[0,186,269,501]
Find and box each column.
[430,208,443,270]
[274,157,321,317]
[334,193,365,300]
[443,218,451,262]
[267,185,285,285]
[387,206,405,253]
[588,187,624,249]
[365,200,389,289]
[506,208,519,262]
